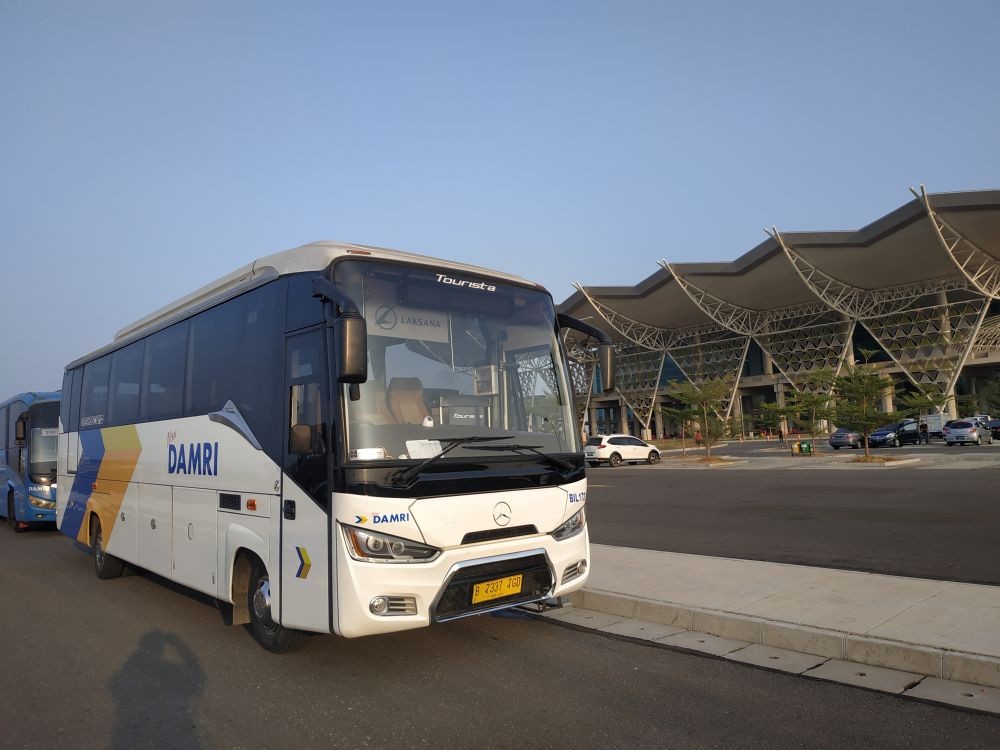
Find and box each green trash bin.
[800,441,812,455]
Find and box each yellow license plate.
[471,574,523,604]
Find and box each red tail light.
[597,444,606,449]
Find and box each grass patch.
[849,455,900,464]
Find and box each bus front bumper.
[334,526,590,638]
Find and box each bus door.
[278,329,332,632]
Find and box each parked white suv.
[584,434,661,467]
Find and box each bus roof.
[113,241,543,344]
[0,391,61,409]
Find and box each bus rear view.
[56,242,612,651]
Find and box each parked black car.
[868,419,920,448]
[988,419,1000,441]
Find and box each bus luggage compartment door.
[138,484,172,579]
[172,487,218,597]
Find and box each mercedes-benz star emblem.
[493,501,512,527]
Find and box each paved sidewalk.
[565,544,1000,691]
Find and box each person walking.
[919,421,929,445]
[777,427,785,444]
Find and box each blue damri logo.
[168,442,220,476]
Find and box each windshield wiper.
[387,435,514,487]
[463,444,575,473]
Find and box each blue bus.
[1,391,60,531]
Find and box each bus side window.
[60,370,72,432]
[0,406,6,451]
[108,340,144,426]
[141,323,189,422]
[80,357,111,429]
[69,368,83,432]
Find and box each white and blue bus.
[1,391,60,531]
[57,242,613,651]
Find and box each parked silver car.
[943,420,994,446]
[828,427,862,449]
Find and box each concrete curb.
[570,588,1000,690]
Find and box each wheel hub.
[253,577,272,622]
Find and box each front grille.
[433,553,552,622]
[461,525,538,545]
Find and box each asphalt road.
[586,467,1000,584]
[4,528,999,748]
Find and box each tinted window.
[109,340,145,426]
[285,329,328,505]
[0,407,7,449]
[69,368,83,432]
[80,357,111,429]
[186,282,283,457]
[9,401,27,444]
[285,274,323,332]
[60,370,72,433]
[609,437,627,445]
[141,323,189,421]
[585,437,603,446]
[953,421,972,428]
[901,423,917,433]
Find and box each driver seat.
[387,378,431,424]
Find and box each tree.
[659,401,698,456]
[895,386,952,420]
[976,378,1000,416]
[755,402,785,438]
[665,377,735,460]
[782,369,837,456]
[832,363,898,460]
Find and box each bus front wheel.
[91,518,125,579]
[248,559,306,653]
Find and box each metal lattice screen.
[613,343,666,431]
[863,296,988,392]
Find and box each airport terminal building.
[558,188,1000,439]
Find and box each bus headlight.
[342,525,440,563]
[550,508,586,541]
[28,496,56,510]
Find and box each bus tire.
[91,517,125,579]
[248,558,306,653]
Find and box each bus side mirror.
[14,416,26,444]
[556,313,615,393]
[336,316,368,384]
[290,424,314,455]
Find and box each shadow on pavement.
[109,631,205,749]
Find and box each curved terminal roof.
[560,188,1000,336]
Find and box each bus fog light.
[370,596,418,616]
[562,559,588,583]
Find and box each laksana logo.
[168,442,220,476]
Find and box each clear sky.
[2,0,998,396]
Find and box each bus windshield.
[29,401,59,482]
[334,259,580,464]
